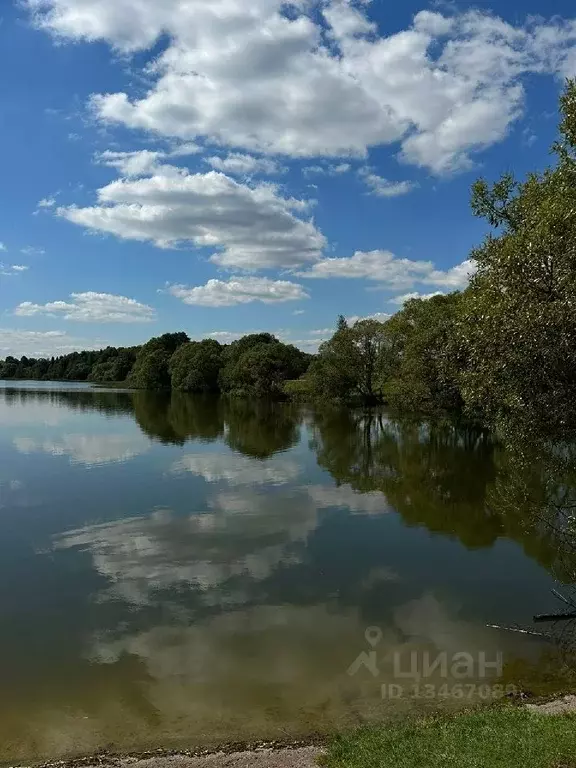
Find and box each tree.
[221,340,309,397]
[383,293,465,413]
[307,317,388,404]
[89,348,137,383]
[0,356,18,378]
[170,340,223,392]
[145,332,190,355]
[128,348,172,390]
[128,333,189,390]
[461,80,576,429]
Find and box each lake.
[0,383,571,763]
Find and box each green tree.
[307,318,388,404]
[128,333,189,390]
[461,80,576,429]
[383,293,465,413]
[128,348,172,390]
[219,334,309,397]
[170,340,223,392]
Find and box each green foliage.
[144,332,190,355]
[0,329,309,400]
[170,339,223,392]
[307,318,389,404]
[127,332,190,391]
[0,349,124,382]
[219,335,310,397]
[128,348,172,390]
[383,293,465,413]
[462,86,576,429]
[89,348,138,383]
[282,377,313,400]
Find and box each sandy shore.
[28,747,323,768]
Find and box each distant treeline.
[4,82,576,431]
[0,331,311,399]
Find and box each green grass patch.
[321,706,576,768]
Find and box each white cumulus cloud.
[346,312,392,325]
[168,277,309,307]
[303,163,352,177]
[14,292,156,323]
[57,163,325,270]
[25,1,576,172]
[359,168,416,197]
[391,291,445,304]
[205,153,285,176]
[298,251,475,290]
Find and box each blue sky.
[1,0,575,357]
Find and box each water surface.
[0,384,569,763]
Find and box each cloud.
[26,1,576,171]
[21,246,45,256]
[168,142,202,157]
[292,309,306,315]
[303,163,352,177]
[54,490,319,605]
[0,243,6,251]
[0,329,107,357]
[346,312,391,325]
[58,163,326,270]
[0,264,29,276]
[205,331,245,343]
[37,196,57,209]
[171,453,301,486]
[168,277,309,307]
[95,147,200,177]
[200,327,328,352]
[14,434,151,466]
[391,291,445,304]
[307,484,391,515]
[14,292,156,323]
[358,168,416,197]
[298,251,475,290]
[96,149,166,176]
[205,153,285,176]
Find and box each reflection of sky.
[0,397,66,427]
[307,484,391,515]
[55,487,320,605]
[14,433,151,466]
[171,452,301,486]
[0,387,565,764]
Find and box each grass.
[321,706,576,768]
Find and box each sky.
[1,0,576,358]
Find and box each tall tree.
[461,79,576,429]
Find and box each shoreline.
[15,695,576,768]
[16,739,325,768]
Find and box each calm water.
[0,383,571,763]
